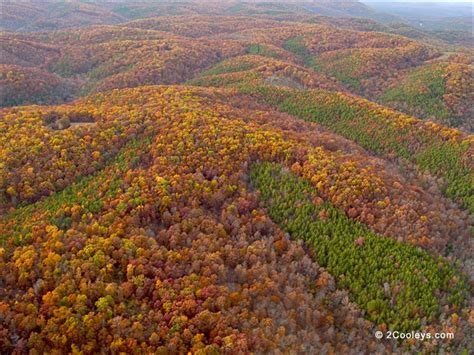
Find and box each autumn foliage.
[1,86,472,353]
[0,8,472,354]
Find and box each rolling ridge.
[0,3,472,353]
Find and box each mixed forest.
[0,0,473,353]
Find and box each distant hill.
[362,1,473,46]
[0,5,472,354]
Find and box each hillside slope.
[0,4,473,354]
[0,86,472,353]
[2,14,471,133]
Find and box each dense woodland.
[0,1,472,353]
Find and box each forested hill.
[0,1,473,353]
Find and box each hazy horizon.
[362,0,472,3]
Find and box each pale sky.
[362,1,472,3]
